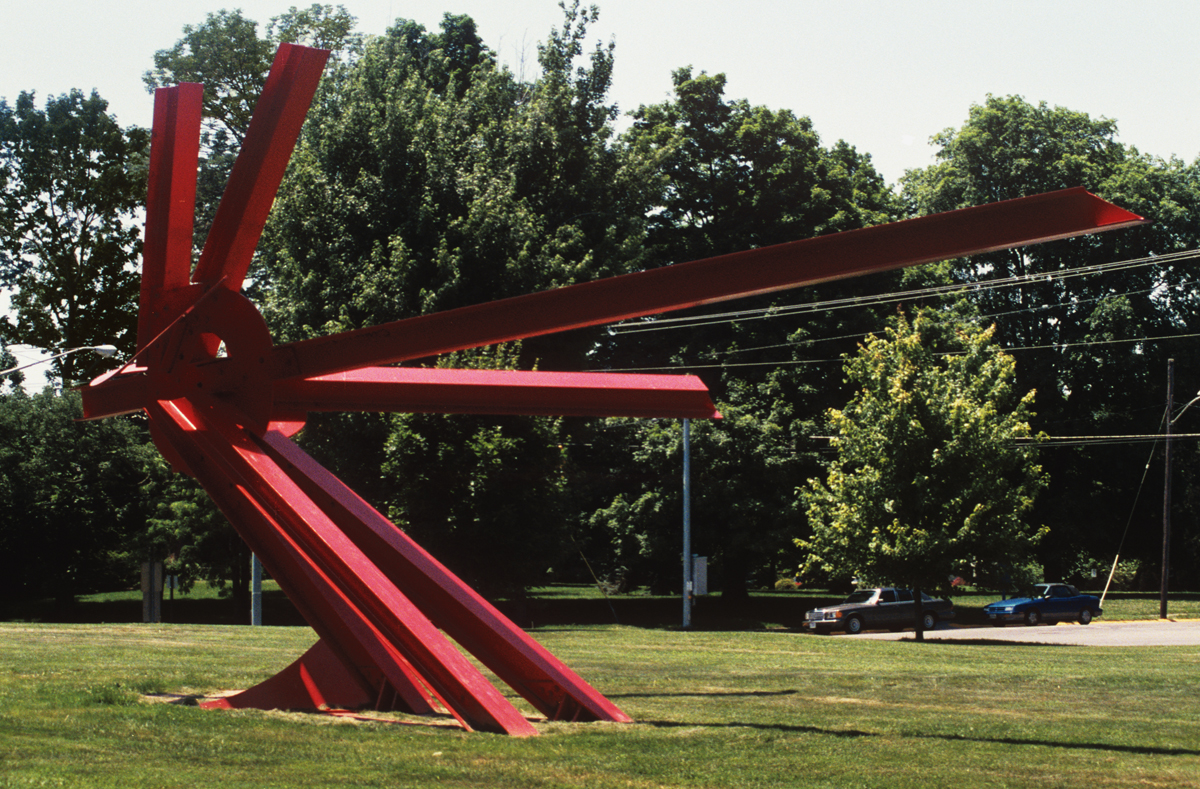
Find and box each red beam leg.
[262,429,632,724]
[148,398,439,717]
[150,396,540,735]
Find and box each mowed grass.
[1,623,1198,788]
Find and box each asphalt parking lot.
[855,619,1200,646]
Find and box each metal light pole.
[682,419,692,629]
[0,344,118,377]
[1161,360,1174,619]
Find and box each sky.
[3,0,1200,378]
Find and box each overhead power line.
[705,279,1180,362]
[607,247,1200,336]
[812,432,1200,448]
[603,328,1200,374]
[1018,433,1200,448]
[595,247,1200,374]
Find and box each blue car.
[983,583,1102,626]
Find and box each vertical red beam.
[138,83,202,345]
[193,44,329,292]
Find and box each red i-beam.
[80,43,1146,735]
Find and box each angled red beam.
[138,83,202,345]
[193,44,329,292]
[146,398,440,717]
[272,367,722,419]
[151,395,539,735]
[78,366,146,420]
[270,188,1146,381]
[261,429,632,725]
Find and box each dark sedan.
[804,587,955,635]
[983,583,1102,626]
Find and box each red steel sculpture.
[80,44,1146,735]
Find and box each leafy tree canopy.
[143,5,364,143]
[902,95,1200,364]
[253,3,646,595]
[799,309,1048,595]
[0,344,23,393]
[261,2,647,345]
[0,90,147,383]
[901,94,1200,580]
[626,67,899,267]
[610,65,903,399]
[145,6,364,254]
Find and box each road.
[854,619,1200,646]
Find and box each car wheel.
[845,615,864,635]
[1079,608,1093,625]
[922,612,938,630]
[1024,609,1041,626]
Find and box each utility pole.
[1161,359,1174,620]
[682,419,692,629]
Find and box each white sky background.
[3,0,1200,383]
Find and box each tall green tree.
[901,94,1200,581]
[0,90,147,384]
[145,6,363,254]
[902,95,1198,365]
[262,3,647,342]
[256,4,647,595]
[627,68,898,266]
[800,309,1048,611]
[144,5,363,144]
[614,67,901,383]
[584,66,901,596]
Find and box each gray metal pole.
[1161,359,1174,619]
[682,419,692,629]
[251,553,263,626]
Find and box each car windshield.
[1020,586,1050,599]
[844,591,875,604]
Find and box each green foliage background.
[801,310,1047,594]
[3,4,1200,607]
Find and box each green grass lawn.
[1,621,1197,788]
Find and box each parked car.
[804,588,955,635]
[982,583,1102,626]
